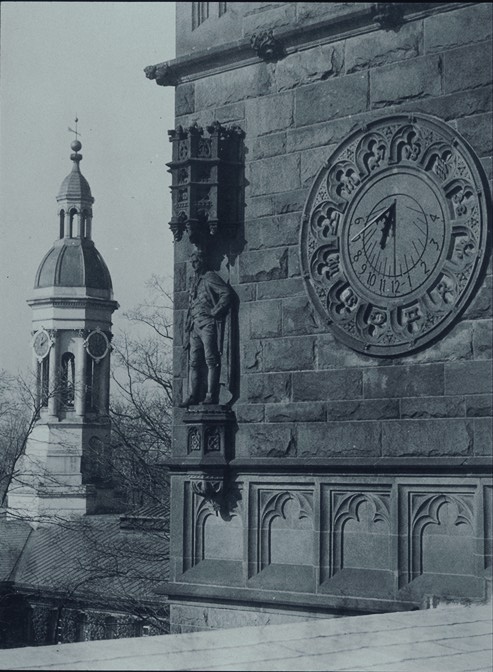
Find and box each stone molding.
[144,3,470,85]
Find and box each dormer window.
[192,2,209,30]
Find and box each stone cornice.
[27,296,119,311]
[144,2,472,86]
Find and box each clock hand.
[378,200,396,250]
[350,204,393,242]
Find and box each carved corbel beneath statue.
[371,3,405,30]
[144,62,178,87]
[250,29,285,62]
[191,475,224,514]
[167,121,245,251]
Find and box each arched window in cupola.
[61,352,75,407]
[69,208,77,238]
[59,210,65,239]
[81,210,89,238]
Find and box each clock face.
[86,331,108,360]
[301,114,489,356]
[33,329,51,359]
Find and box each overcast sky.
[0,1,176,375]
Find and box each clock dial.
[344,170,447,303]
[33,330,51,359]
[300,114,489,356]
[86,331,108,360]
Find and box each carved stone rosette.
[167,122,245,251]
[250,30,285,62]
[300,113,490,357]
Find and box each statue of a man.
[180,250,233,406]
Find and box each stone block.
[249,300,282,338]
[297,421,381,457]
[247,154,300,196]
[257,277,305,300]
[481,157,492,182]
[473,320,492,359]
[195,63,273,110]
[293,369,362,401]
[405,87,493,122]
[265,401,326,423]
[370,55,441,108]
[272,189,307,215]
[250,132,287,160]
[287,117,360,153]
[300,145,334,188]
[317,333,378,369]
[273,42,344,91]
[296,2,361,25]
[288,246,301,277]
[174,262,187,292]
[263,336,316,372]
[245,372,291,403]
[236,423,297,458]
[381,419,472,456]
[326,399,399,421]
[175,82,195,116]
[463,275,492,319]
[235,283,256,303]
[445,361,493,396]
[346,20,423,74]
[443,42,493,94]
[401,396,465,419]
[424,4,493,54]
[174,290,189,311]
[473,418,493,455]
[465,394,493,418]
[242,341,263,373]
[295,72,368,127]
[214,102,245,123]
[239,248,288,283]
[282,295,323,336]
[364,364,444,399]
[243,3,297,37]
[393,321,473,365]
[245,213,300,250]
[246,194,276,219]
[173,310,185,345]
[246,92,294,136]
[235,403,265,423]
[458,113,493,158]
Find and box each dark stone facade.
[147,2,492,633]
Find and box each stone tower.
[7,138,119,520]
[148,2,492,632]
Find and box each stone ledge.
[144,3,468,85]
[158,581,420,614]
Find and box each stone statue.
[180,250,234,407]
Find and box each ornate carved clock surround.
[300,113,490,356]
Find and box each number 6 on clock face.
[300,114,490,357]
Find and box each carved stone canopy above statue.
[300,113,490,357]
[167,121,245,253]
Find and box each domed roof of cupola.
[34,238,112,291]
[56,140,94,205]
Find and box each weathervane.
[68,116,81,142]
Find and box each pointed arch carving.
[258,489,314,571]
[330,490,391,577]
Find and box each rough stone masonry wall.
[173,2,492,463]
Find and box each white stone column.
[76,336,87,417]
[32,349,41,410]
[47,337,58,417]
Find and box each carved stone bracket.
[144,62,178,87]
[250,30,285,62]
[371,3,405,30]
[191,475,224,514]
[167,121,245,251]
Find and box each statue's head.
[191,250,207,274]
